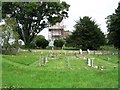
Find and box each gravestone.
[91,58,94,67]
[79,49,83,54]
[91,59,93,67]
[107,57,110,61]
[45,56,48,63]
[87,58,91,66]
[87,49,90,54]
[74,52,79,59]
[66,57,71,69]
[40,56,46,66]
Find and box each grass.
[2,52,118,88]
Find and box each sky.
[40,0,120,40]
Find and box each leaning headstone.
[43,57,46,64]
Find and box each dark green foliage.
[2,2,70,47]
[106,2,120,49]
[66,16,105,50]
[35,35,49,49]
[54,39,65,48]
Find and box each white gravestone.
[91,59,93,67]
[87,58,91,66]
[79,49,83,54]
[87,49,90,54]
[45,56,48,63]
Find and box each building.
[63,30,72,39]
[48,23,64,41]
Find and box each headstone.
[66,57,71,69]
[87,58,91,66]
[74,52,79,59]
[79,49,83,54]
[107,57,110,61]
[45,56,48,63]
[87,49,90,54]
[91,58,95,67]
[91,59,93,67]
[112,53,115,55]
[101,66,104,69]
[93,66,98,69]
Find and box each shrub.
[54,39,65,48]
[35,35,49,49]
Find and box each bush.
[35,35,49,49]
[54,39,65,48]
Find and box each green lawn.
[2,52,118,88]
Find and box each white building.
[48,23,64,41]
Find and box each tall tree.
[106,2,120,49]
[2,2,70,47]
[66,16,105,50]
[1,16,19,50]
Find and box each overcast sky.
[40,0,120,39]
[62,0,119,32]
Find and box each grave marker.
[74,52,79,59]
[79,49,83,54]
[45,56,48,63]
[87,58,91,66]
[87,49,90,54]
[66,57,71,69]
[91,59,93,67]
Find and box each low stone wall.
[27,50,119,54]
